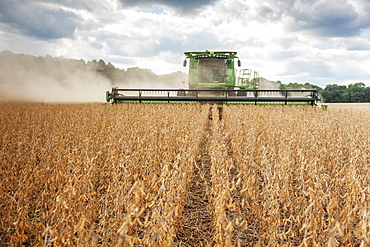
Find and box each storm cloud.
[260,0,370,37]
[287,0,365,37]
[0,0,80,40]
[119,0,218,12]
[0,0,370,88]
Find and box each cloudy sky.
[1,0,370,87]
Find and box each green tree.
[364,86,370,102]
[321,84,347,102]
[346,82,366,102]
[321,83,370,103]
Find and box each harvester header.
[106,50,320,105]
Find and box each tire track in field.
[174,109,215,246]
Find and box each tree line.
[88,58,187,87]
[278,81,370,103]
[320,83,370,103]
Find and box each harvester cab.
[182,51,260,96]
[106,50,319,105]
[183,51,255,90]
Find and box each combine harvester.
[106,50,319,105]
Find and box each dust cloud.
[0,72,111,103]
[0,51,187,103]
[257,78,280,90]
[0,51,111,102]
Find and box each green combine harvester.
[106,50,319,105]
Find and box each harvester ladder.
[238,69,252,87]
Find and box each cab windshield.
[198,58,226,83]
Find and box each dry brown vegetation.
[224,105,370,246]
[326,103,370,113]
[1,102,370,246]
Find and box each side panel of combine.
[188,56,198,89]
[226,59,236,89]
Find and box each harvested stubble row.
[0,102,208,246]
[222,105,370,246]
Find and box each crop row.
[222,105,370,246]
[1,103,369,246]
[0,103,208,246]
